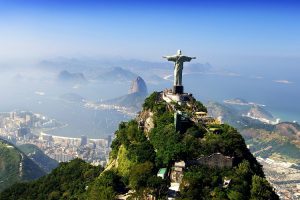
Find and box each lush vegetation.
[0,158,103,200]
[0,140,21,192]
[0,139,46,192]
[110,92,274,199]
[107,119,168,199]
[19,144,59,173]
[179,160,277,200]
[0,92,278,199]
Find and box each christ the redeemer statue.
[163,50,196,94]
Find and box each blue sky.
[0,0,300,66]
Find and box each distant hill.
[97,67,137,82]
[57,70,87,84]
[39,57,213,83]
[207,101,275,130]
[104,76,148,110]
[241,123,300,163]
[207,101,239,124]
[129,76,147,95]
[106,92,147,111]
[0,139,46,192]
[246,105,275,121]
[18,144,59,173]
[275,122,300,139]
[207,101,300,163]
[224,98,249,105]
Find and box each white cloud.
[273,80,292,84]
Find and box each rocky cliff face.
[104,76,148,111]
[129,76,148,95]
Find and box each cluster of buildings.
[257,157,300,200]
[155,153,234,200]
[0,111,62,138]
[243,112,280,125]
[0,111,112,166]
[84,101,137,117]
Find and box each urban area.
[0,111,112,166]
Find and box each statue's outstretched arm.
[182,56,196,62]
[163,55,177,62]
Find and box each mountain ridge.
[18,144,59,173]
[0,139,46,192]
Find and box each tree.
[143,92,160,111]
[150,124,184,165]
[48,191,60,200]
[147,176,168,198]
[227,190,243,200]
[129,161,154,190]
[250,175,278,200]
[88,186,116,200]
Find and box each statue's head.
[177,49,182,55]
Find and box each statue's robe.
[166,55,193,86]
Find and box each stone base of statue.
[173,85,184,94]
[162,89,192,105]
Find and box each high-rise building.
[25,114,31,124]
[17,127,30,137]
[107,135,112,148]
[80,135,88,146]
[10,112,16,120]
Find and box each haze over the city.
[1,0,300,129]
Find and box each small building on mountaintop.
[157,168,168,179]
[170,161,186,183]
[189,153,234,168]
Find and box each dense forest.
[0,139,46,192]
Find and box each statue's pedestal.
[173,85,183,94]
[162,88,192,105]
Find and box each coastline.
[270,109,299,124]
[39,132,109,141]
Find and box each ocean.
[181,70,300,123]
[0,80,132,138]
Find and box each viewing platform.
[162,88,193,105]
